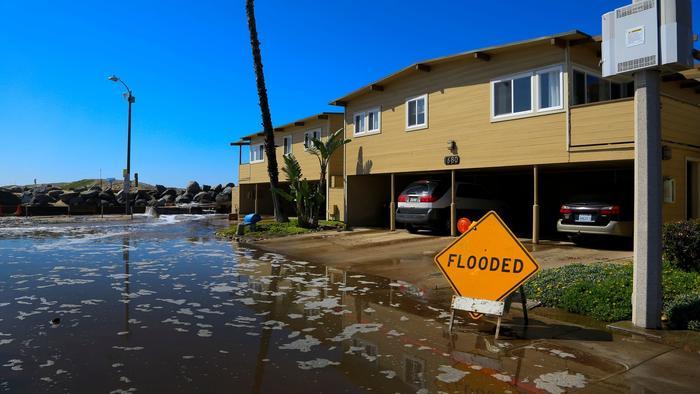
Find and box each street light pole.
[108,75,135,217]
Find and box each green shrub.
[662,263,700,303]
[559,279,632,321]
[688,320,700,331]
[662,219,700,272]
[525,263,632,309]
[526,262,700,325]
[663,293,700,329]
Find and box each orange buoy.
[457,217,472,234]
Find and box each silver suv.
[396,180,506,233]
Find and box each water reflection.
[122,236,130,337]
[0,217,623,393]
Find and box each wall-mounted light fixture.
[447,140,456,152]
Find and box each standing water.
[0,215,620,393]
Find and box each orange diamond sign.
[434,211,540,301]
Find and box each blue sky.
[1,0,697,187]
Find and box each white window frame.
[353,107,381,136]
[250,143,264,163]
[304,128,322,150]
[405,94,428,131]
[282,134,293,156]
[535,65,564,112]
[491,71,535,119]
[490,64,565,121]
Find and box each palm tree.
[274,154,321,228]
[245,0,287,222]
[307,128,350,226]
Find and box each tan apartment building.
[232,112,345,220]
[327,30,700,238]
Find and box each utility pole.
[632,69,663,328]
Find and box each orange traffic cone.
[15,205,22,216]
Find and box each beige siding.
[570,99,634,146]
[327,187,344,221]
[231,186,240,213]
[239,115,344,184]
[344,44,571,176]
[662,96,700,148]
[663,145,700,222]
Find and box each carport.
[346,161,633,242]
[237,181,325,218]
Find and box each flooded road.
[0,216,632,393]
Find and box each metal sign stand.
[448,286,529,339]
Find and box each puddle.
[0,215,630,392]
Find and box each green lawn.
[216,218,344,239]
[524,262,700,329]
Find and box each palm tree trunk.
[245,0,287,222]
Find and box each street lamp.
[108,75,136,216]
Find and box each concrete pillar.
[532,165,540,244]
[633,69,663,329]
[390,173,396,231]
[254,183,259,214]
[450,170,457,237]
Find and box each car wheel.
[406,224,418,234]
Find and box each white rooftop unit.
[602,0,694,78]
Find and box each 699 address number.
[444,155,460,165]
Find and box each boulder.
[30,193,52,206]
[175,193,192,204]
[59,192,78,203]
[193,191,213,203]
[214,184,223,194]
[88,184,102,192]
[47,189,64,199]
[155,184,166,195]
[215,186,232,203]
[225,183,235,188]
[6,186,22,193]
[202,184,211,192]
[160,188,177,198]
[80,189,100,199]
[0,190,20,206]
[186,181,201,195]
[134,199,148,207]
[159,194,174,204]
[20,191,33,204]
[68,196,84,206]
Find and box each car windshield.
[402,181,437,196]
[567,192,623,204]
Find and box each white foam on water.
[436,365,469,383]
[297,358,339,370]
[534,371,587,394]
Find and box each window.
[493,73,532,117]
[492,65,563,119]
[354,107,380,136]
[537,67,562,110]
[304,129,321,150]
[250,144,264,163]
[573,68,634,105]
[283,135,292,156]
[406,94,427,130]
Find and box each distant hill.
[3,179,157,191]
